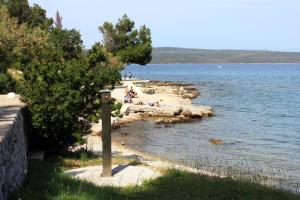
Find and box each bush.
[18,40,121,154]
[0,72,15,93]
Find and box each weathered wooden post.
[100,90,112,177]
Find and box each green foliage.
[0,0,53,29]
[0,4,48,66]
[0,4,47,93]
[0,10,119,151]
[111,99,123,118]
[18,31,121,153]
[1,1,150,153]
[87,43,107,66]
[0,72,15,93]
[26,4,53,30]
[0,46,8,72]
[0,0,30,23]
[49,28,83,60]
[19,54,87,152]
[99,14,152,65]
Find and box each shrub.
[18,45,121,153]
[0,72,15,93]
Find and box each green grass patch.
[10,160,300,200]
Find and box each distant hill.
[151,47,300,64]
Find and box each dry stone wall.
[0,96,27,200]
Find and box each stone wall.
[0,95,27,200]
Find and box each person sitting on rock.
[124,86,132,103]
[129,86,138,98]
[124,95,131,103]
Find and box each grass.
[10,159,300,200]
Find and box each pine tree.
[99,14,152,65]
[54,10,63,29]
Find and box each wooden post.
[101,90,112,177]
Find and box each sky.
[28,0,300,52]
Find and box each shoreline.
[85,78,300,193]
[91,79,213,133]
[113,79,213,124]
[89,78,214,170]
[87,128,299,194]
[88,78,216,173]
[87,78,300,193]
[87,133,224,178]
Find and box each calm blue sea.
[115,64,300,190]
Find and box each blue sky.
[29,0,300,52]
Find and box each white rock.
[127,105,175,117]
[178,87,185,95]
[6,92,16,99]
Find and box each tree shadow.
[10,160,126,200]
[112,164,129,176]
[10,160,300,200]
[0,105,21,115]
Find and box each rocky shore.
[91,79,212,134]
[115,80,212,124]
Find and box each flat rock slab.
[64,165,161,187]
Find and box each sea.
[114,64,300,191]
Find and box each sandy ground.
[65,135,163,187]
[65,164,160,187]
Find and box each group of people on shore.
[123,72,133,80]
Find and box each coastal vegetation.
[0,0,152,153]
[151,47,300,63]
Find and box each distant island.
[151,47,300,64]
